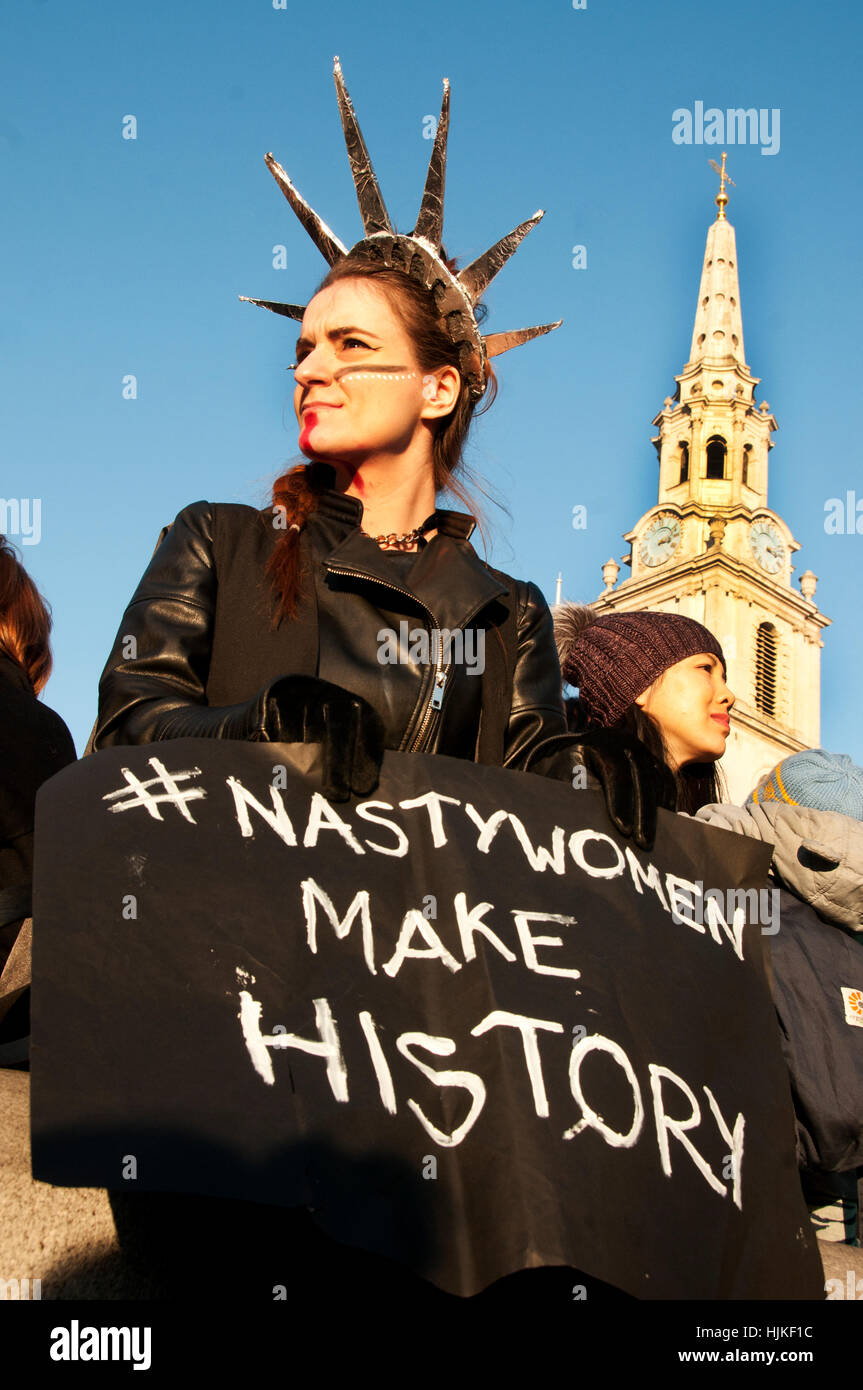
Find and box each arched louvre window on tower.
[755,623,779,717]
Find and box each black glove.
[525,730,677,852]
[147,676,386,804]
[262,676,385,803]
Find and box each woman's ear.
[635,669,665,710]
[420,365,461,421]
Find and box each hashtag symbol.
[102,758,206,823]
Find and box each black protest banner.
[30,742,823,1299]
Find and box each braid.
[266,464,326,622]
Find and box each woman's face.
[292,279,457,471]
[634,652,734,770]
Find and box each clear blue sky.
[3,0,860,764]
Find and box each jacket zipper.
[324,564,458,754]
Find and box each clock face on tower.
[639,513,683,567]
[749,520,785,574]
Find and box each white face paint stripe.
[335,370,419,382]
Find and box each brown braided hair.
[267,255,495,622]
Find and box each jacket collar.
[308,461,477,541]
[304,464,507,629]
[0,653,33,693]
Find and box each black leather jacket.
[94,478,568,768]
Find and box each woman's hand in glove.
[141,675,385,804]
[262,676,386,803]
[525,730,677,852]
[570,729,677,851]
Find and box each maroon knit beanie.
[555,606,726,728]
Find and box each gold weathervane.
[709,153,736,220]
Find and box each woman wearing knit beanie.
[552,604,734,814]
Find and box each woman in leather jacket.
[93,54,669,845]
[94,260,572,798]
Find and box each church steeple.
[587,157,831,803]
[652,154,773,512]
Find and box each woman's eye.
[343,337,370,350]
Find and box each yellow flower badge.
[841,987,863,1028]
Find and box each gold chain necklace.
[361,526,425,550]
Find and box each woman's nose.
[294,346,333,386]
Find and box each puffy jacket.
[94,469,568,767]
[696,798,863,1171]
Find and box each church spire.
[686,153,746,370]
[593,157,830,806]
[650,156,772,512]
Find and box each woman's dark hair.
[567,692,726,814]
[0,535,53,693]
[267,255,496,621]
[614,700,725,814]
[558,603,727,814]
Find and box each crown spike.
[458,211,546,303]
[245,67,562,400]
[264,153,347,266]
[484,321,562,359]
[239,296,307,322]
[412,79,450,247]
[333,57,393,237]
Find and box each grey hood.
[694,800,863,934]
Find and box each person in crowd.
[82,60,669,1310]
[92,62,662,846]
[696,749,863,1246]
[0,537,76,1066]
[552,603,734,814]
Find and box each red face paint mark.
[352,468,364,493]
[298,411,318,452]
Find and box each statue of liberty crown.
[240,58,562,400]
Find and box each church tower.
[592,155,830,803]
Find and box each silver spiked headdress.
[240,58,562,400]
